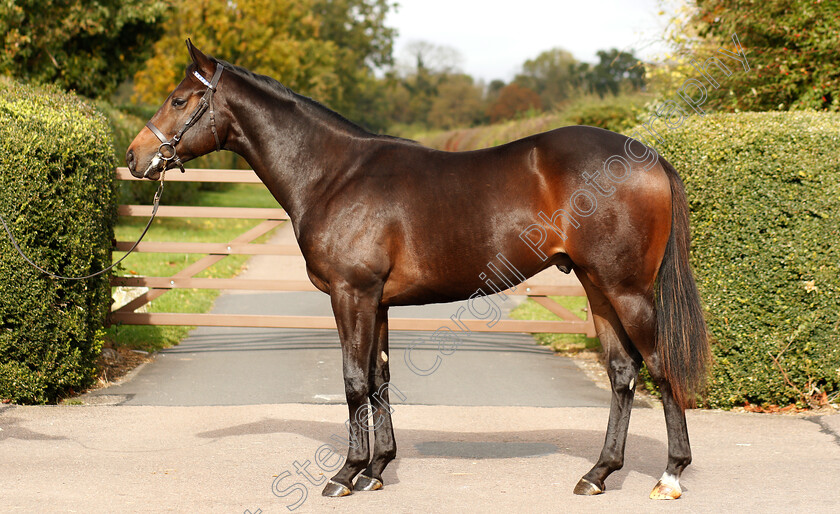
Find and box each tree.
[512,47,645,107]
[397,40,463,76]
[428,74,486,129]
[487,83,541,122]
[0,1,170,98]
[310,0,397,126]
[660,0,840,111]
[585,49,646,98]
[401,48,440,127]
[133,0,397,126]
[386,40,464,128]
[487,79,506,98]
[514,48,579,109]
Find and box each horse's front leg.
[322,283,381,497]
[354,305,397,491]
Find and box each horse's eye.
[172,98,187,108]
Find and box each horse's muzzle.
[126,149,139,177]
[125,148,160,180]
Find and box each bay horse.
[127,41,710,500]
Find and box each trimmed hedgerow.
[559,94,647,133]
[0,77,117,404]
[646,111,840,409]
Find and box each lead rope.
[0,171,166,281]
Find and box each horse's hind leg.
[598,288,692,500]
[353,305,397,491]
[641,352,691,500]
[574,273,642,495]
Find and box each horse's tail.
[655,156,711,409]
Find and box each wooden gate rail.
[113,242,301,255]
[118,205,288,219]
[111,167,597,337]
[111,313,590,333]
[116,167,263,183]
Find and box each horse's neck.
[224,78,365,228]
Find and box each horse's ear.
[186,38,213,74]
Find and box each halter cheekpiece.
[144,63,224,177]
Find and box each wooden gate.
[110,167,596,336]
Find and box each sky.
[386,0,670,82]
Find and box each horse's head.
[127,40,227,180]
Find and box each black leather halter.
[145,63,224,177]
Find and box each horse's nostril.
[126,149,135,171]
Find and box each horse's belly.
[381,243,557,307]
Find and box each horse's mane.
[213,58,418,144]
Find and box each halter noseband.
[145,63,225,177]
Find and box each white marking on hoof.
[381,351,388,363]
[650,472,682,500]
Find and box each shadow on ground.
[195,418,667,491]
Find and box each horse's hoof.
[649,475,682,500]
[573,478,604,495]
[322,480,352,497]
[353,474,383,491]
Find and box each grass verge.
[509,296,601,352]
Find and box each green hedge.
[0,78,117,404]
[559,94,647,133]
[647,111,840,408]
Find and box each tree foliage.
[514,47,646,110]
[586,49,646,98]
[514,48,579,109]
[379,42,649,131]
[133,0,396,128]
[428,74,486,129]
[487,83,542,123]
[660,0,840,111]
[0,1,170,98]
[381,41,471,129]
